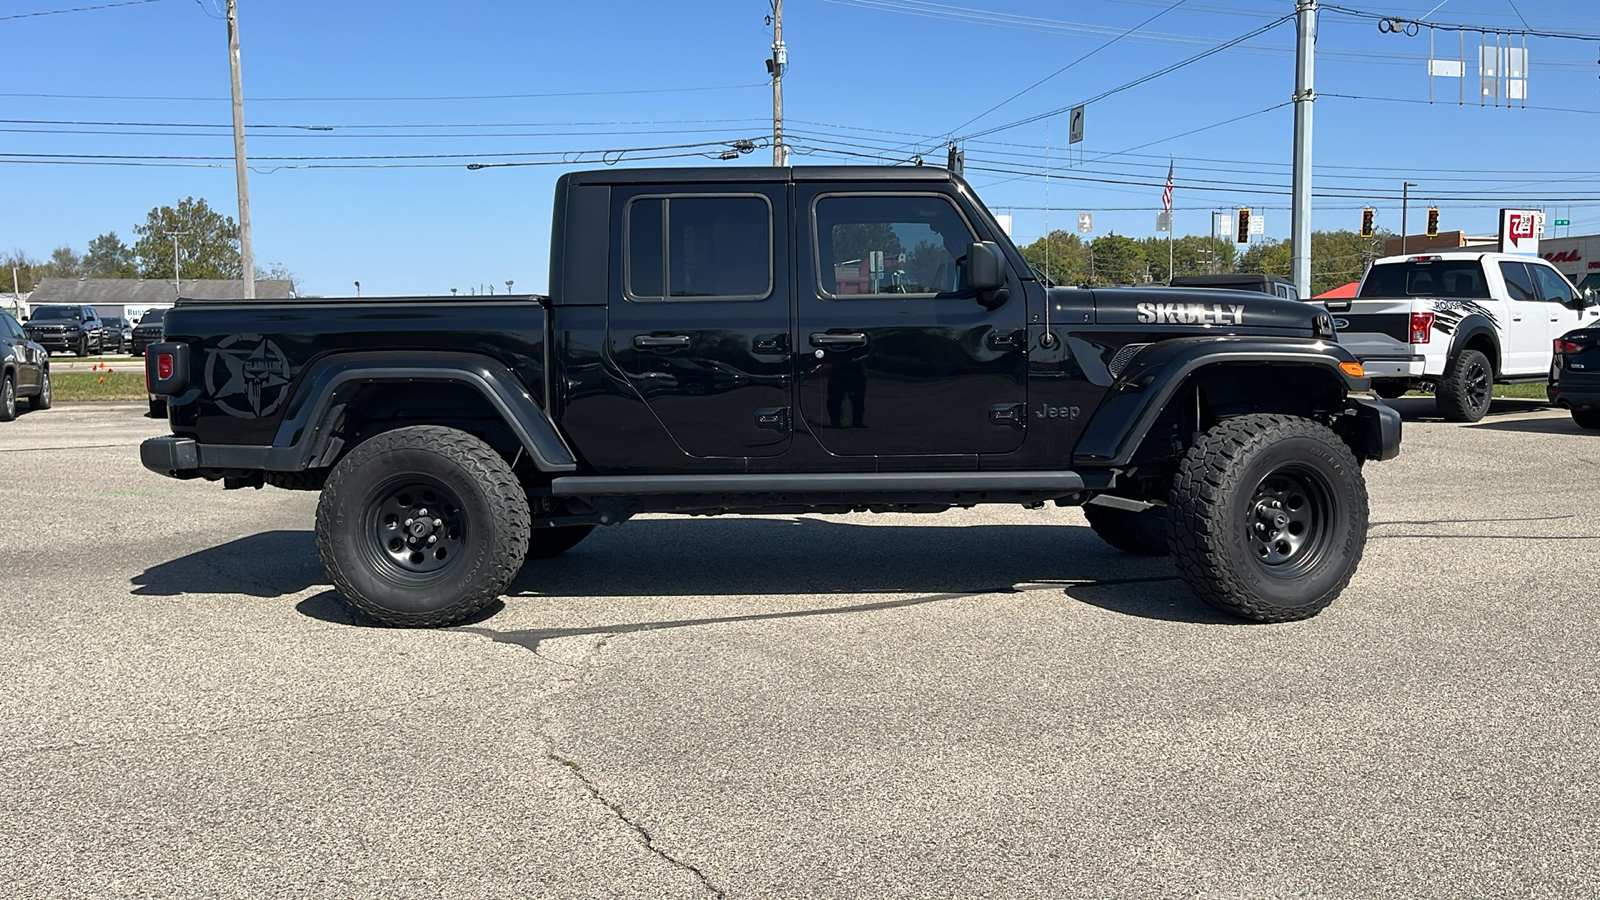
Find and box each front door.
[1498,261,1553,375]
[605,185,792,459]
[795,188,1027,456]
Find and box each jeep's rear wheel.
[1168,413,1368,623]
[526,524,596,560]
[1083,503,1169,556]
[1436,348,1492,422]
[316,425,530,627]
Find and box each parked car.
[1170,273,1301,302]
[142,165,1399,630]
[101,316,133,354]
[23,304,105,357]
[130,309,167,356]
[1549,324,1600,429]
[1,310,52,420]
[1333,252,1600,421]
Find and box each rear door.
[794,186,1026,456]
[604,184,793,459]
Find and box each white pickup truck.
[1331,251,1600,421]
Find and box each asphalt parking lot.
[3,399,1598,899]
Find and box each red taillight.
[1555,339,1582,355]
[1409,312,1435,344]
[157,352,173,380]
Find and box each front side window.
[814,194,977,297]
[1531,264,1575,304]
[626,195,772,301]
[0,313,20,338]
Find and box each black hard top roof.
[562,165,956,186]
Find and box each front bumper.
[1343,396,1403,462]
[28,333,80,351]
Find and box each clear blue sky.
[3,0,1597,296]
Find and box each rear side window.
[1498,262,1537,301]
[1358,260,1489,299]
[625,194,772,301]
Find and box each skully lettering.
[1135,303,1245,326]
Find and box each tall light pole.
[769,0,788,166]
[226,0,255,298]
[1401,182,1417,255]
[166,230,190,297]
[353,281,360,297]
[1289,0,1317,300]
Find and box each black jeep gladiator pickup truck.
[141,166,1399,627]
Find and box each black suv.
[1550,325,1600,429]
[25,305,104,356]
[1,310,52,420]
[131,309,167,356]
[101,316,133,354]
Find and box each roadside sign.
[1555,218,1571,226]
[1499,208,1543,254]
[1155,211,1171,233]
[1069,105,1085,145]
[1078,212,1093,234]
[1251,214,1265,235]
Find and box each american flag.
[1162,159,1174,213]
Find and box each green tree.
[1140,234,1237,282]
[83,232,138,278]
[132,197,243,281]
[1018,229,1085,286]
[829,223,903,265]
[1088,234,1146,285]
[1,250,43,294]
[1238,238,1293,280]
[36,246,83,280]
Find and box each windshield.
[1359,260,1489,299]
[32,306,82,321]
[139,309,167,325]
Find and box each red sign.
[1507,213,1536,247]
[1544,250,1583,263]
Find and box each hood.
[1083,286,1325,333]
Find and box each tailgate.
[1330,297,1415,359]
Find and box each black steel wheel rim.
[1245,464,1335,577]
[358,476,467,584]
[1464,360,1491,412]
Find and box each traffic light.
[1426,207,1440,237]
[1236,208,1250,244]
[1360,207,1375,237]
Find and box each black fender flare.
[1444,315,1501,375]
[1072,336,1366,466]
[265,351,576,472]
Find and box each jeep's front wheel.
[1168,414,1368,623]
[1083,503,1169,556]
[316,425,530,627]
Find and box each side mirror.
[966,241,1006,291]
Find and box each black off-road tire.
[1083,503,1169,556]
[1168,413,1369,623]
[315,425,530,627]
[75,337,89,358]
[1373,381,1409,400]
[28,369,51,411]
[526,523,596,560]
[1572,408,1600,430]
[1436,348,1492,422]
[0,372,15,422]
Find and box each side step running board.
[550,471,1084,496]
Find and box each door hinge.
[989,403,1026,427]
[755,407,791,431]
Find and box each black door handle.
[809,332,868,348]
[633,334,691,350]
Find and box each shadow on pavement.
[130,530,326,598]
[138,518,1255,630]
[1384,396,1552,422]
[1466,413,1596,435]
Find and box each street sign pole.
[1290,0,1317,300]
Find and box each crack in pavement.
[545,749,726,899]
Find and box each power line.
[0,0,161,22]
[0,84,769,103]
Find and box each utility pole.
[1290,0,1317,300]
[166,230,191,297]
[1401,181,1416,254]
[226,0,255,298]
[769,0,788,166]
